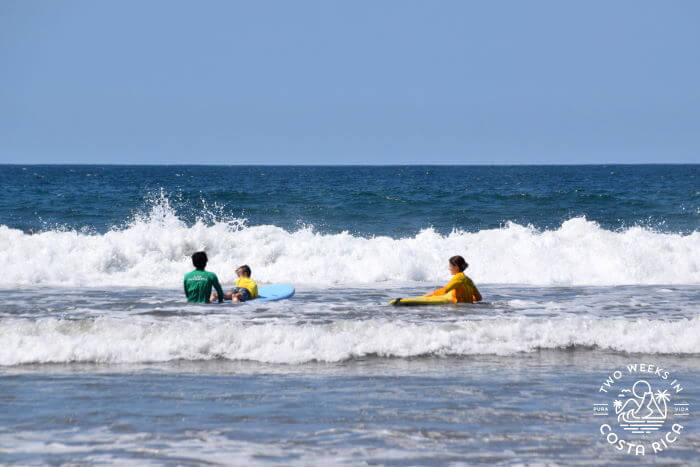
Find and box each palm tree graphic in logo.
[614,380,669,434]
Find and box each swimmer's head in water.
[236,265,251,277]
[192,251,208,270]
[449,255,469,272]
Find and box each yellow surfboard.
[389,294,454,306]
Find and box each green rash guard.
[183,269,224,303]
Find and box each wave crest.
[0,199,698,286]
[1,316,697,366]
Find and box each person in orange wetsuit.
[425,255,482,303]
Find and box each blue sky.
[1,1,698,164]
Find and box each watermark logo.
[594,363,691,456]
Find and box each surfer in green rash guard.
[183,251,224,303]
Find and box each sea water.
[0,165,698,464]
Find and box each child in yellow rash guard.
[212,264,259,302]
[233,265,258,302]
[425,255,482,304]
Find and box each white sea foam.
[0,315,697,366]
[0,199,697,287]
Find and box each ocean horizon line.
[1,162,698,167]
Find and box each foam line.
[1,315,697,366]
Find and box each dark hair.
[449,255,468,272]
[236,264,251,276]
[192,251,208,269]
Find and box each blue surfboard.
[253,284,295,302]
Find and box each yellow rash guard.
[428,272,477,303]
[235,277,259,298]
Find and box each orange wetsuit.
[428,272,479,303]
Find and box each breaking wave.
[0,196,697,287]
[1,315,698,366]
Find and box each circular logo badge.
[594,363,691,456]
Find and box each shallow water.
[2,353,699,465]
[1,285,699,366]
[1,285,699,464]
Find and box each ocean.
[0,164,698,465]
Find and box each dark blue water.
[1,165,697,236]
